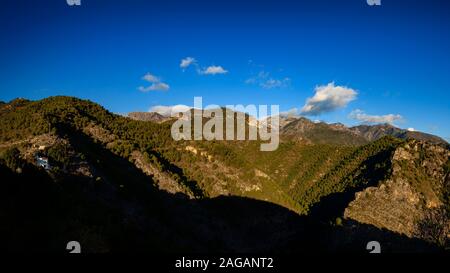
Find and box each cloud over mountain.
[149,104,191,116]
[301,82,357,115]
[349,109,403,124]
[279,108,299,117]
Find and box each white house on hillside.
[35,154,50,170]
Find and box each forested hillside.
[0,96,448,252]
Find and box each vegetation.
[0,96,408,214]
[1,147,23,171]
[0,96,447,252]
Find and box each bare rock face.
[128,112,169,123]
[344,140,449,244]
[345,178,423,237]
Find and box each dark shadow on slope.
[0,128,442,253]
[145,150,205,198]
[0,128,314,253]
[327,220,440,253]
[308,147,395,223]
[305,147,443,253]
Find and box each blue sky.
[0,0,449,140]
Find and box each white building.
[35,155,50,170]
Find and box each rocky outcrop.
[344,140,449,245]
[344,178,423,237]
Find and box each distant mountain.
[268,115,447,146]
[350,123,448,145]
[126,111,447,147]
[0,96,448,252]
[127,112,169,123]
[280,117,368,145]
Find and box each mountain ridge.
[0,96,448,252]
[129,109,447,145]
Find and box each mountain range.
[0,96,448,253]
[129,110,448,146]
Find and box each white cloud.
[300,82,357,115]
[407,127,415,132]
[180,57,196,69]
[138,72,170,92]
[199,65,228,75]
[142,73,160,83]
[261,78,290,89]
[349,109,403,124]
[138,82,170,92]
[180,58,228,75]
[149,105,191,116]
[245,71,290,89]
